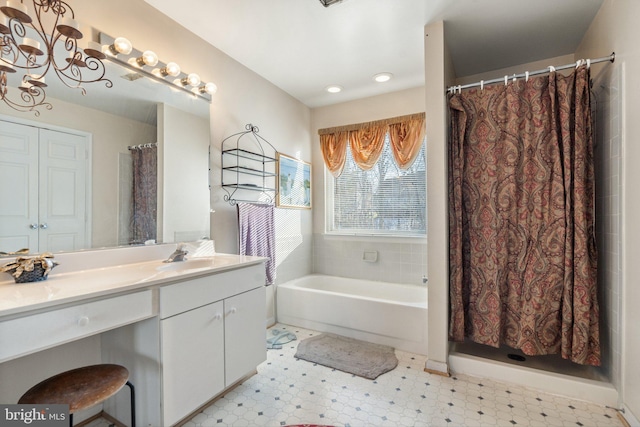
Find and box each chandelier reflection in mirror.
[0,0,112,115]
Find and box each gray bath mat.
[294,333,398,380]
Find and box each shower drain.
[507,353,527,362]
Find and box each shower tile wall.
[313,234,427,286]
[594,64,622,390]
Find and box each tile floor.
[89,324,623,427]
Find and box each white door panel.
[40,129,88,252]
[0,122,39,253]
[0,121,89,253]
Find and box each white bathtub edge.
[449,352,618,406]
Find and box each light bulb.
[161,62,181,77]
[136,50,158,67]
[182,73,201,87]
[200,82,217,95]
[325,85,343,93]
[108,37,132,55]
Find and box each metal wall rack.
[221,124,277,205]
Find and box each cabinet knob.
[228,307,237,315]
[213,313,222,321]
[77,316,90,327]
[40,223,48,230]
[29,223,38,230]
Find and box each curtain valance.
[319,112,425,177]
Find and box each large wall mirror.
[0,52,211,255]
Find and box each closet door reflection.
[0,121,89,254]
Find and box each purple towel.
[237,203,276,285]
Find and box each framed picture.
[277,152,312,209]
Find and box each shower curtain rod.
[128,142,158,150]
[447,52,615,93]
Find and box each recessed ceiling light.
[325,85,343,93]
[373,72,393,83]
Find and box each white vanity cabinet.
[158,263,266,426]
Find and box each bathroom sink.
[155,256,236,272]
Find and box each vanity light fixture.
[99,33,216,102]
[373,72,393,83]
[0,0,112,115]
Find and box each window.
[327,133,426,236]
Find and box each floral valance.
[318,112,426,177]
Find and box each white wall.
[576,0,640,420]
[158,103,210,243]
[310,87,427,286]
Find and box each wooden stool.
[18,364,135,427]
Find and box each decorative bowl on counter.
[1,253,58,284]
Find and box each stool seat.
[18,364,135,426]
[19,364,129,414]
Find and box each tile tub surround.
[85,324,624,427]
[313,234,427,286]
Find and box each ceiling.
[144,0,603,108]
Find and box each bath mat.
[294,333,398,380]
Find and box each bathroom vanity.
[0,244,267,426]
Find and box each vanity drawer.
[160,264,265,319]
[0,290,153,363]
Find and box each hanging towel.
[237,203,276,285]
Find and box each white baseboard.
[622,404,640,427]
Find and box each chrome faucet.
[164,244,188,263]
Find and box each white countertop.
[0,252,266,319]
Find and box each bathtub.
[276,275,428,354]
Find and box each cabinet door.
[161,301,224,426]
[224,286,267,387]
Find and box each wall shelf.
[221,124,278,205]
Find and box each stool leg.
[69,413,73,427]
[126,381,136,427]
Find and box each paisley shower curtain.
[130,144,157,245]
[448,65,600,365]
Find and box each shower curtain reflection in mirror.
[129,143,158,245]
[448,64,600,366]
